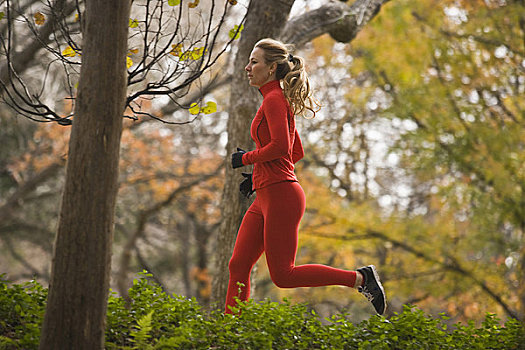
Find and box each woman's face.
[245,47,276,88]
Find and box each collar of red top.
[259,80,281,97]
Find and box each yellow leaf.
[127,56,133,69]
[191,47,205,60]
[129,18,139,28]
[62,46,77,57]
[128,48,139,55]
[201,101,217,115]
[74,13,79,22]
[34,12,45,25]
[168,0,180,6]
[179,50,192,61]
[177,46,206,61]
[189,103,201,115]
[189,101,217,115]
[188,0,200,8]
[227,0,238,4]
[170,44,183,56]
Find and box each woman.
[227,38,386,315]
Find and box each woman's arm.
[242,95,291,165]
[292,129,304,163]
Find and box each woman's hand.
[231,148,246,168]
[239,173,255,198]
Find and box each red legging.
[225,181,357,313]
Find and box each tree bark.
[38,0,130,348]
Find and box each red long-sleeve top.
[241,80,304,190]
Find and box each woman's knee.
[228,255,249,277]
[269,269,294,288]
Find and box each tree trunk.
[38,0,130,348]
[210,0,296,309]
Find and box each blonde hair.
[254,38,320,118]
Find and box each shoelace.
[358,285,375,302]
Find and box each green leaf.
[130,310,154,347]
[229,24,244,40]
[129,18,139,28]
[168,0,181,6]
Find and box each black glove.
[239,172,255,198]
[231,147,246,169]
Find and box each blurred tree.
[376,0,524,321]
[0,120,66,280]
[277,0,524,321]
[115,123,223,303]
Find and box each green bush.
[1,273,523,349]
[0,275,47,349]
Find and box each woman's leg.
[225,199,265,313]
[259,181,358,288]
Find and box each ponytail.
[254,38,320,118]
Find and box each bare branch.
[2,236,45,277]
[123,0,247,123]
[0,160,65,224]
[0,0,75,89]
[281,0,391,47]
[0,0,246,126]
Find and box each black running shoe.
[357,265,387,315]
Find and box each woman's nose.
[245,64,250,71]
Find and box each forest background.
[0,0,523,331]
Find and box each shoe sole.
[369,265,387,315]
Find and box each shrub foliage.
[1,274,523,349]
